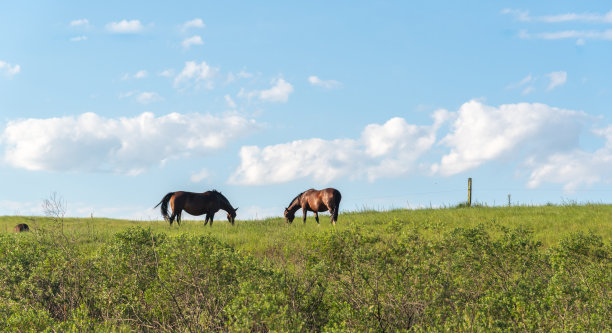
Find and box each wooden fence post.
[467,178,472,207]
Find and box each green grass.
[2,204,611,255]
[1,204,610,331]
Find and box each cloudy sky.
[1,1,612,220]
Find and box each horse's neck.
[287,196,301,213]
[218,195,233,212]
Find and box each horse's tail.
[333,189,342,221]
[154,192,174,222]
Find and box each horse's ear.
[235,207,239,211]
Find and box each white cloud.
[72,203,159,221]
[225,94,237,108]
[507,72,567,94]
[503,8,612,23]
[501,9,531,22]
[223,98,606,192]
[229,138,360,185]
[519,29,612,42]
[0,61,20,77]
[526,151,607,191]
[70,36,87,42]
[159,69,174,77]
[135,92,163,104]
[190,168,210,183]
[239,205,284,220]
[182,18,205,30]
[122,70,148,80]
[522,86,535,95]
[229,111,446,185]
[118,91,136,99]
[134,70,148,79]
[119,90,166,104]
[363,111,448,180]
[507,9,612,43]
[527,126,612,191]
[182,35,204,49]
[507,74,535,94]
[174,61,216,89]
[70,18,90,27]
[506,74,533,89]
[432,100,586,176]
[106,19,144,34]
[0,200,40,216]
[226,70,253,83]
[546,71,567,91]
[236,77,294,103]
[258,78,294,103]
[539,11,612,23]
[308,75,342,89]
[1,112,260,175]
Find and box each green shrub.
[0,221,610,331]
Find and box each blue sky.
[1,1,612,220]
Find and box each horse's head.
[226,207,238,225]
[284,208,295,224]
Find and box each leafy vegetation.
[0,205,610,331]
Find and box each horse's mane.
[211,190,233,208]
[287,191,305,208]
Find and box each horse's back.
[173,191,220,205]
[302,188,339,211]
[184,191,221,216]
[321,188,341,201]
[173,191,202,204]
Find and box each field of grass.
[0,204,610,331]
[2,203,610,252]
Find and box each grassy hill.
[0,204,610,331]
[2,203,610,251]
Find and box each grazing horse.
[284,188,341,225]
[14,223,29,232]
[155,190,238,226]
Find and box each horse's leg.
[204,214,209,226]
[177,211,182,226]
[325,201,337,226]
[302,207,307,224]
[314,212,319,224]
[169,212,175,226]
[330,203,338,226]
[209,213,215,227]
[335,201,340,225]
[168,199,174,226]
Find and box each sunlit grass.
[2,204,611,256]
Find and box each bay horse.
[155,190,238,226]
[14,223,29,232]
[284,188,341,225]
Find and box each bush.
[0,225,610,331]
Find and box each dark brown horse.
[14,223,29,232]
[155,190,238,226]
[284,188,341,225]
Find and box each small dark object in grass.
[14,223,30,232]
